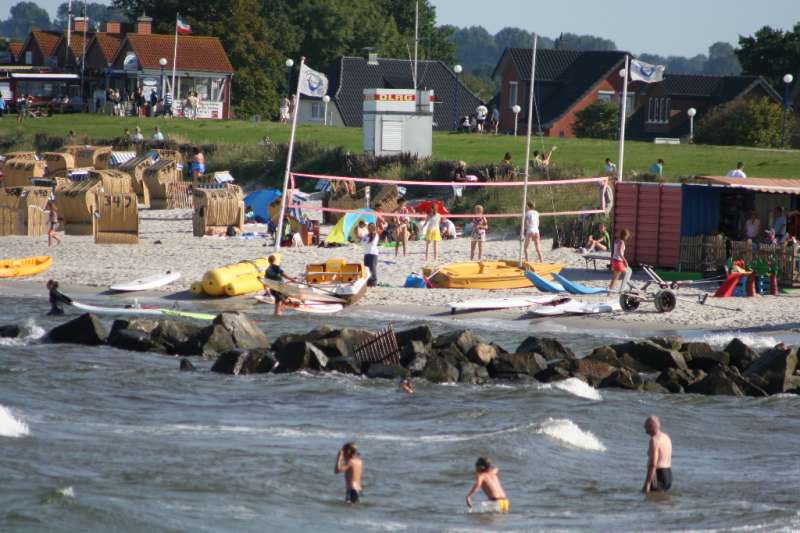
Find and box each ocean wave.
[59,486,75,498]
[541,378,602,401]
[0,318,46,347]
[695,332,782,351]
[0,404,30,438]
[535,417,606,452]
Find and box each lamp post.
[322,94,330,126]
[159,57,167,107]
[512,104,521,136]
[687,107,696,143]
[452,64,462,131]
[285,59,294,99]
[781,73,794,149]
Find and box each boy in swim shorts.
[466,457,509,513]
[335,442,363,504]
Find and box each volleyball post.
[275,57,305,251]
[518,34,538,265]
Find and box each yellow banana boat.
[0,256,53,278]
[426,260,563,290]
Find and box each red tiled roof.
[31,30,63,57]
[694,176,800,194]
[9,42,23,61]
[123,34,233,73]
[65,32,95,61]
[93,33,123,63]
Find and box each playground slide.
[714,273,746,298]
[525,271,565,293]
[553,273,608,295]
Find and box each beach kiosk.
[362,88,434,157]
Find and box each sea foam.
[536,417,606,452]
[0,404,30,438]
[0,318,46,346]
[546,378,603,401]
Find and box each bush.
[695,97,797,148]
[572,102,620,139]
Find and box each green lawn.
[1,114,798,180]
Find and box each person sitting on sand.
[470,205,488,261]
[584,222,611,253]
[351,220,368,243]
[642,415,672,494]
[524,200,544,263]
[609,228,631,292]
[399,377,414,395]
[335,442,363,504]
[532,147,556,170]
[264,255,297,316]
[466,457,509,513]
[440,217,457,240]
[46,280,71,316]
[422,207,442,261]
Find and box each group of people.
[122,126,166,143]
[104,86,197,119]
[459,105,501,134]
[333,415,672,508]
[744,206,798,245]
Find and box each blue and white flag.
[298,64,328,98]
[630,59,665,83]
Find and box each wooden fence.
[353,326,401,367]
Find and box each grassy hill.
[1,114,798,180]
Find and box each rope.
[294,204,606,219]
[291,172,607,189]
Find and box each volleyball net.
[287,172,612,220]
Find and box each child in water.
[466,456,509,513]
[334,442,363,504]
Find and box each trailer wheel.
[620,293,640,312]
[654,290,677,313]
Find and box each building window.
[597,90,614,103]
[310,101,324,120]
[25,51,32,65]
[508,81,518,109]
[647,97,670,124]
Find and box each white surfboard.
[110,271,182,292]
[71,300,165,316]
[450,295,558,313]
[529,298,621,317]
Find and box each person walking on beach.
[466,457,509,513]
[264,254,297,316]
[363,223,379,287]
[609,228,631,292]
[642,415,672,494]
[47,202,61,247]
[524,200,544,263]
[335,442,363,504]
[422,207,442,261]
[470,205,488,261]
[393,198,412,257]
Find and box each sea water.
[1,295,799,532]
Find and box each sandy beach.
[2,208,798,331]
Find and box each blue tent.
[245,189,282,223]
[324,209,377,245]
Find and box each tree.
[383,0,456,64]
[705,42,741,76]
[572,102,620,140]
[449,25,498,70]
[695,97,795,148]
[556,33,616,51]
[0,2,53,40]
[53,2,127,31]
[737,24,800,88]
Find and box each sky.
[11,0,800,58]
[431,0,800,57]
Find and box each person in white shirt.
[475,105,488,133]
[744,210,760,240]
[727,162,747,178]
[152,127,165,141]
[604,158,617,177]
[132,126,144,142]
[440,217,457,239]
[524,200,544,262]
[362,223,379,287]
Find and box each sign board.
[0,83,11,101]
[142,77,158,99]
[123,52,139,72]
[173,100,224,119]
[363,89,417,113]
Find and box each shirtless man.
[335,442,363,504]
[642,415,672,493]
[466,457,509,513]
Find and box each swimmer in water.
[335,442,363,504]
[466,457,509,513]
[399,377,414,395]
[642,415,672,493]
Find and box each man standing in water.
[466,457,509,513]
[335,442,363,504]
[642,416,672,493]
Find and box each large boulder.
[406,353,428,376]
[366,363,409,380]
[687,367,743,397]
[48,313,107,345]
[211,349,276,375]
[466,343,497,366]
[742,345,798,394]
[0,324,21,338]
[395,325,433,348]
[107,328,163,352]
[725,338,760,371]
[274,341,328,373]
[400,340,430,367]
[516,337,575,361]
[311,337,351,360]
[680,342,713,360]
[328,356,362,375]
[212,313,269,350]
[611,341,688,372]
[272,333,309,354]
[656,368,706,393]
[687,351,730,372]
[457,361,489,384]
[327,328,376,353]
[489,352,547,379]
[570,358,619,387]
[649,336,684,351]
[152,320,204,355]
[598,368,643,390]
[421,357,459,383]
[534,362,572,383]
[179,358,196,371]
[199,324,237,358]
[433,329,480,356]
[582,346,620,366]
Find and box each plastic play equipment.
[552,273,608,295]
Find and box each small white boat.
[449,295,558,314]
[303,259,369,304]
[528,298,621,317]
[289,302,343,314]
[110,271,182,292]
[261,279,346,304]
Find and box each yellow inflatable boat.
[199,255,278,297]
[426,260,563,290]
[0,256,53,278]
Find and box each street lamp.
[687,107,697,143]
[322,94,330,126]
[512,104,521,136]
[781,73,794,149]
[159,57,167,106]
[452,64,462,131]
[285,58,294,99]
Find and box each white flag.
[630,59,665,83]
[298,64,329,97]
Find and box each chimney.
[72,16,88,33]
[104,20,121,34]
[136,14,152,35]
[363,47,378,66]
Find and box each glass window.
[311,102,324,120]
[25,51,32,65]
[597,91,614,103]
[209,78,224,102]
[509,81,518,109]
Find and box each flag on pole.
[630,59,665,83]
[176,16,192,35]
[298,64,328,97]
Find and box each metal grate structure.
[352,326,401,367]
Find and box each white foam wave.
[0,318,46,346]
[695,332,781,351]
[0,405,30,438]
[535,417,606,452]
[543,378,602,401]
[59,486,75,498]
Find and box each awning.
[110,151,136,167]
[10,73,80,80]
[693,176,800,195]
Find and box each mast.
[413,0,419,89]
[275,58,305,251]
[617,55,630,182]
[519,34,538,264]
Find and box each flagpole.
[171,13,179,102]
[617,55,629,183]
[519,34,538,265]
[275,57,304,251]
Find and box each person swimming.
[399,377,414,395]
[642,415,672,493]
[466,456,509,513]
[335,442,363,504]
